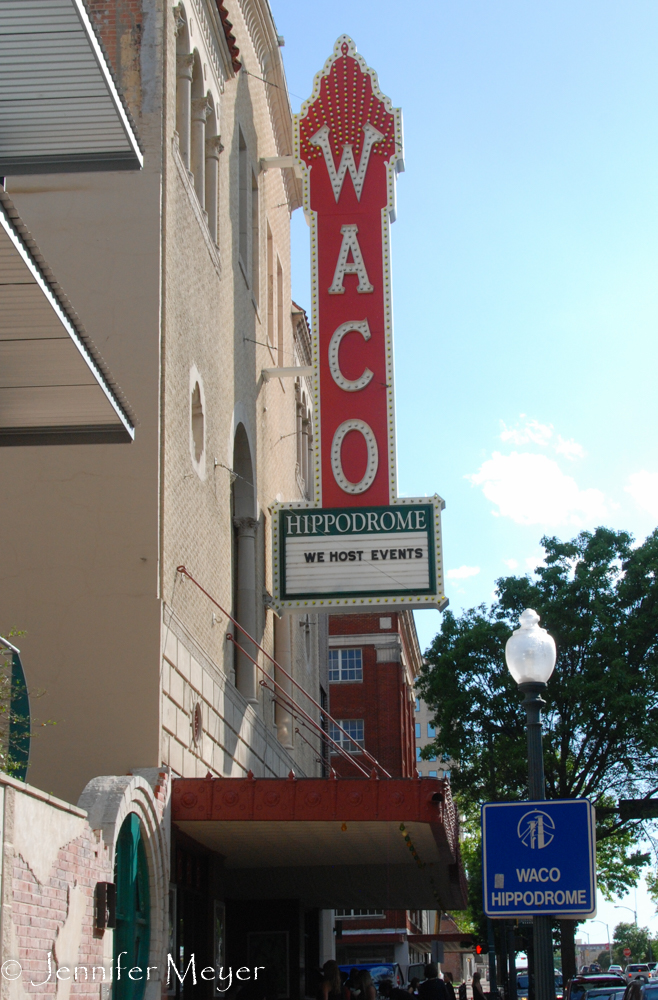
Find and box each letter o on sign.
[331,419,378,495]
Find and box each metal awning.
[172,775,467,910]
[0,190,134,444]
[0,0,143,174]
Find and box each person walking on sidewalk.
[472,973,486,1000]
[418,965,448,1000]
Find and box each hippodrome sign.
[482,800,597,919]
[272,36,446,613]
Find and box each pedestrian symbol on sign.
[517,809,555,850]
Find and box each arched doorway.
[232,423,257,702]
[114,813,150,1000]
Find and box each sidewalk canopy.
[172,775,467,910]
[0,0,143,174]
[0,191,134,444]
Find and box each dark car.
[517,974,564,1000]
[580,988,625,1000]
[567,974,627,1000]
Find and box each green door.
[114,814,150,1000]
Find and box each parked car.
[338,965,405,993]
[580,988,625,1000]
[567,973,627,1000]
[626,966,652,984]
[517,973,564,1000]
[609,967,624,976]
[639,983,658,1000]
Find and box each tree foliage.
[611,922,656,965]
[417,527,658,898]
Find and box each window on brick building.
[329,718,364,752]
[335,909,384,918]
[415,746,421,762]
[415,697,420,712]
[427,722,435,738]
[415,722,421,739]
[429,770,437,777]
[328,648,362,682]
[444,769,451,781]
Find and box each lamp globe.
[505,608,556,686]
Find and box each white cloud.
[504,558,519,570]
[467,451,608,527]
[554,435,585,461]
[625,471,658,519]
[500,417,553,448]
[525,554,546,571]
[499,417,585,461]
[446,565,481,581]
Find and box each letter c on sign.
[331,420,378,495]
[328,320,374,392]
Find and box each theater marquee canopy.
[0,190,134,444]
[273,36,447,614]
[172,775,467,910]
[0,0,143,175]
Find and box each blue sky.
[270,0,658,931]
[272,0,658,652]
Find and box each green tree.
[597,951,611,971]
[417,528,658,974]
[611,922,652,965]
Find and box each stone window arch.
[189,366,206,479]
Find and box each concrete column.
[175,54,194,169]
[319,909,336,965]
[233,516,258,702]
[205,135,223,243]
[274,614,293,748]
[191,97,211,207]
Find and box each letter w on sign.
[295,35,404,509]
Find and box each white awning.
[0,190,134,444]
[0,0,143,174]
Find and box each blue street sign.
[482,799,596,918]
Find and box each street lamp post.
[614,904,638,926]
[591,921,611,962]
[506,609,557,1000]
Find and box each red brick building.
[327,611,420,780]
[328,611,434,971]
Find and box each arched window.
[190,51,207,206]
[174,6,192,169]
[295,385,314,500]
[232,424,257,702]
[114,814,150,1000]
[204,95,222,243]
[189,367,206,479]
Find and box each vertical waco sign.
[272,36,447,614]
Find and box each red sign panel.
[294,35,404,507]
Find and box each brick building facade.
[327,612,419,779]
[328,611,435,970]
